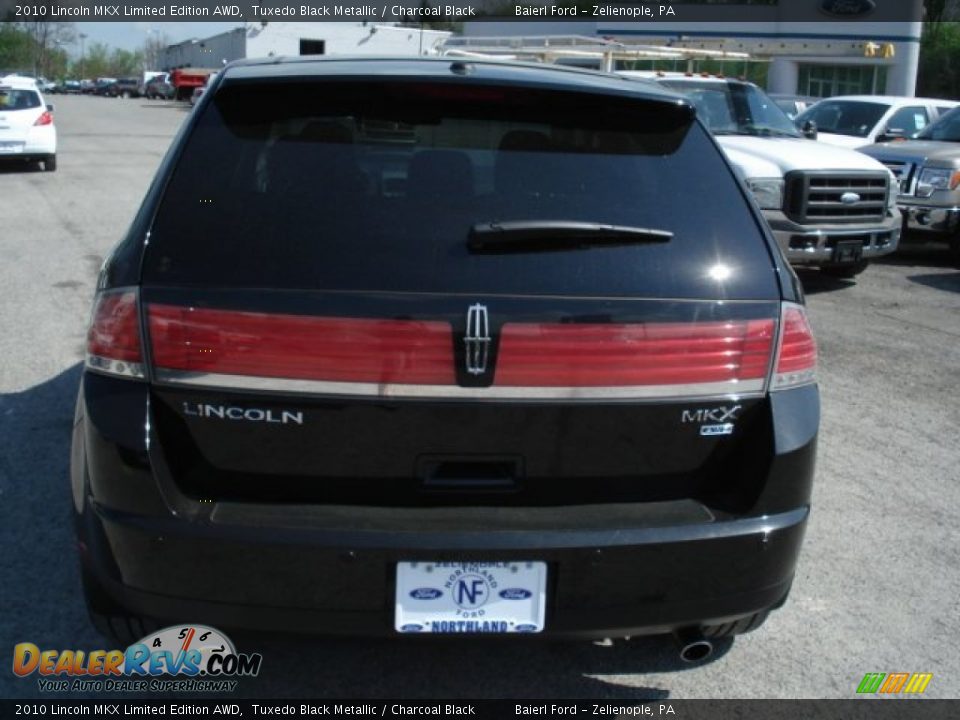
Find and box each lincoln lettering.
[183,403,304,425]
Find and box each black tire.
[702,610,770,638]
[43,155,56,172]
[821,260,868,279]
[81,563,157,646]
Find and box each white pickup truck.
[622,73,902,278]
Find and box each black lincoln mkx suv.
[72,57,819,661]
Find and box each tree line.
[0,15,169,80]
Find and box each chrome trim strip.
[153,368,765,401]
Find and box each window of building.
[798,65,888,97]
[299,39,326,56]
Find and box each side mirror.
[877,126,905,143]
[46,103,54,112]
[801,120,818,140]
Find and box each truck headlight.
[916,168,960,197]
[746,178,784,210]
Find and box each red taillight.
[772,303,817,390]
[496,319,776,388]
[34,111,53,126]
[148,305,456,385]
[86,291,144,378]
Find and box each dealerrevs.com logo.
[13,625,262,693]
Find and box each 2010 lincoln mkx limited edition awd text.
[72,57,819,661]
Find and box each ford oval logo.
[841,192,861,205]
[400,623,424,632]
[409,587,443,600]
[820,0,875,17]
[499,588,533,600]
[514,624,539,633]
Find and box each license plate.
[0,142,24,154]
[395,561,546,634]
[833,239,863,264]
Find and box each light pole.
[79,33,87,80]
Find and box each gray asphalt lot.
[1,95,958,700]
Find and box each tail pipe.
[674,627,713,663]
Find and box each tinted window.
[144,80,776,298]
[796,100,888,138]
[916,107,960,141]
[885,106,928,136]
[659,81,799,137]
[0,88,41,111]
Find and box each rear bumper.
[80,499,807,638]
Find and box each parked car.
[73,57,819,656]
[189,71,218,106]
[859,106,960,262]
[796,95,959,148]
[0,75,56,171]
[103,77,141,99]
[60,80,82,95]
[769,93,817,120]
[91,78,118,96]
[623,73,900,277]
[143,73,174,100]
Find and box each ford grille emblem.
[464,304,491,376]
[840,192,861,205]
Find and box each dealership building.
[461,0,926,98]
[159,22,451,70]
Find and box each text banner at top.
[0,0,926,23]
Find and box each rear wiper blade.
[468,221,673,254]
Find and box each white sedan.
[0,75,57,171]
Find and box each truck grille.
[880,160,916,196]
[785,171,889,224]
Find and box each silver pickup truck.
[859,106,960,263]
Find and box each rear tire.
[702,610,770,638]
[821,260,867,279]
[81,564,157,646]
[43,155,56,172]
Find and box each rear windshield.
[796,100,889,138]
[0,88,41,111]
[144,79,776,298]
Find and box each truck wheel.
[702,610,769,638]
[821,260,868,279]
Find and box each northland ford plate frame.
[395,561,547,634]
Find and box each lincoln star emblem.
[464,304,491,375]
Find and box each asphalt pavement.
[1,94,958,700]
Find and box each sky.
[74,22,239,54]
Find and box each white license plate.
[395,561,546,634]
[0,142,24,154]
